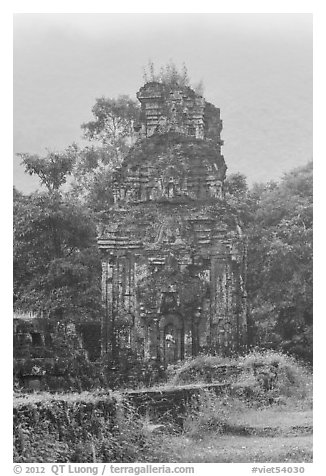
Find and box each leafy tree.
[81,95,140,163]
[246,162,313,361]
[14,191,102,321]
[69,145,115,212]
[224,172,248,197]
[17,145,78,193]
[14,152,103,322]
[224,172,257,229]
[225,164,312,361]
[69,96,140,210]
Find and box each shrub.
[169,354,239,386]
[167,350,312,408]
[232,349,312,407]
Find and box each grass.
[151,434,312,463]
[225,407,312,433]
[146,394,313,463]
[146,350,313,463]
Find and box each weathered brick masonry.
[98,81,247,364]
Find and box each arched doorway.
[159,314,184,364]
[164,323,178,364]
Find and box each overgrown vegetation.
[14,155,313,372]
[14,63,312,392]
[13,62,312,463]
[176,351,312,462]
[14,394,140,463]
[225,163,313,362]
[142,60,204,95]
[167,354,239,385]
[13,350,312,463]
[168,350,312,405]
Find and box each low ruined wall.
[13,382,230,462]
[125,382,230,424]
[14,393,117,463]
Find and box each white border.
[4,3,323,475]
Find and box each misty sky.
[13,13,312,193]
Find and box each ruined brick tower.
[98,81,247,364]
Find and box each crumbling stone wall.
[135,82,223,141]
[99,82,247,365]
[13,315,102,391]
